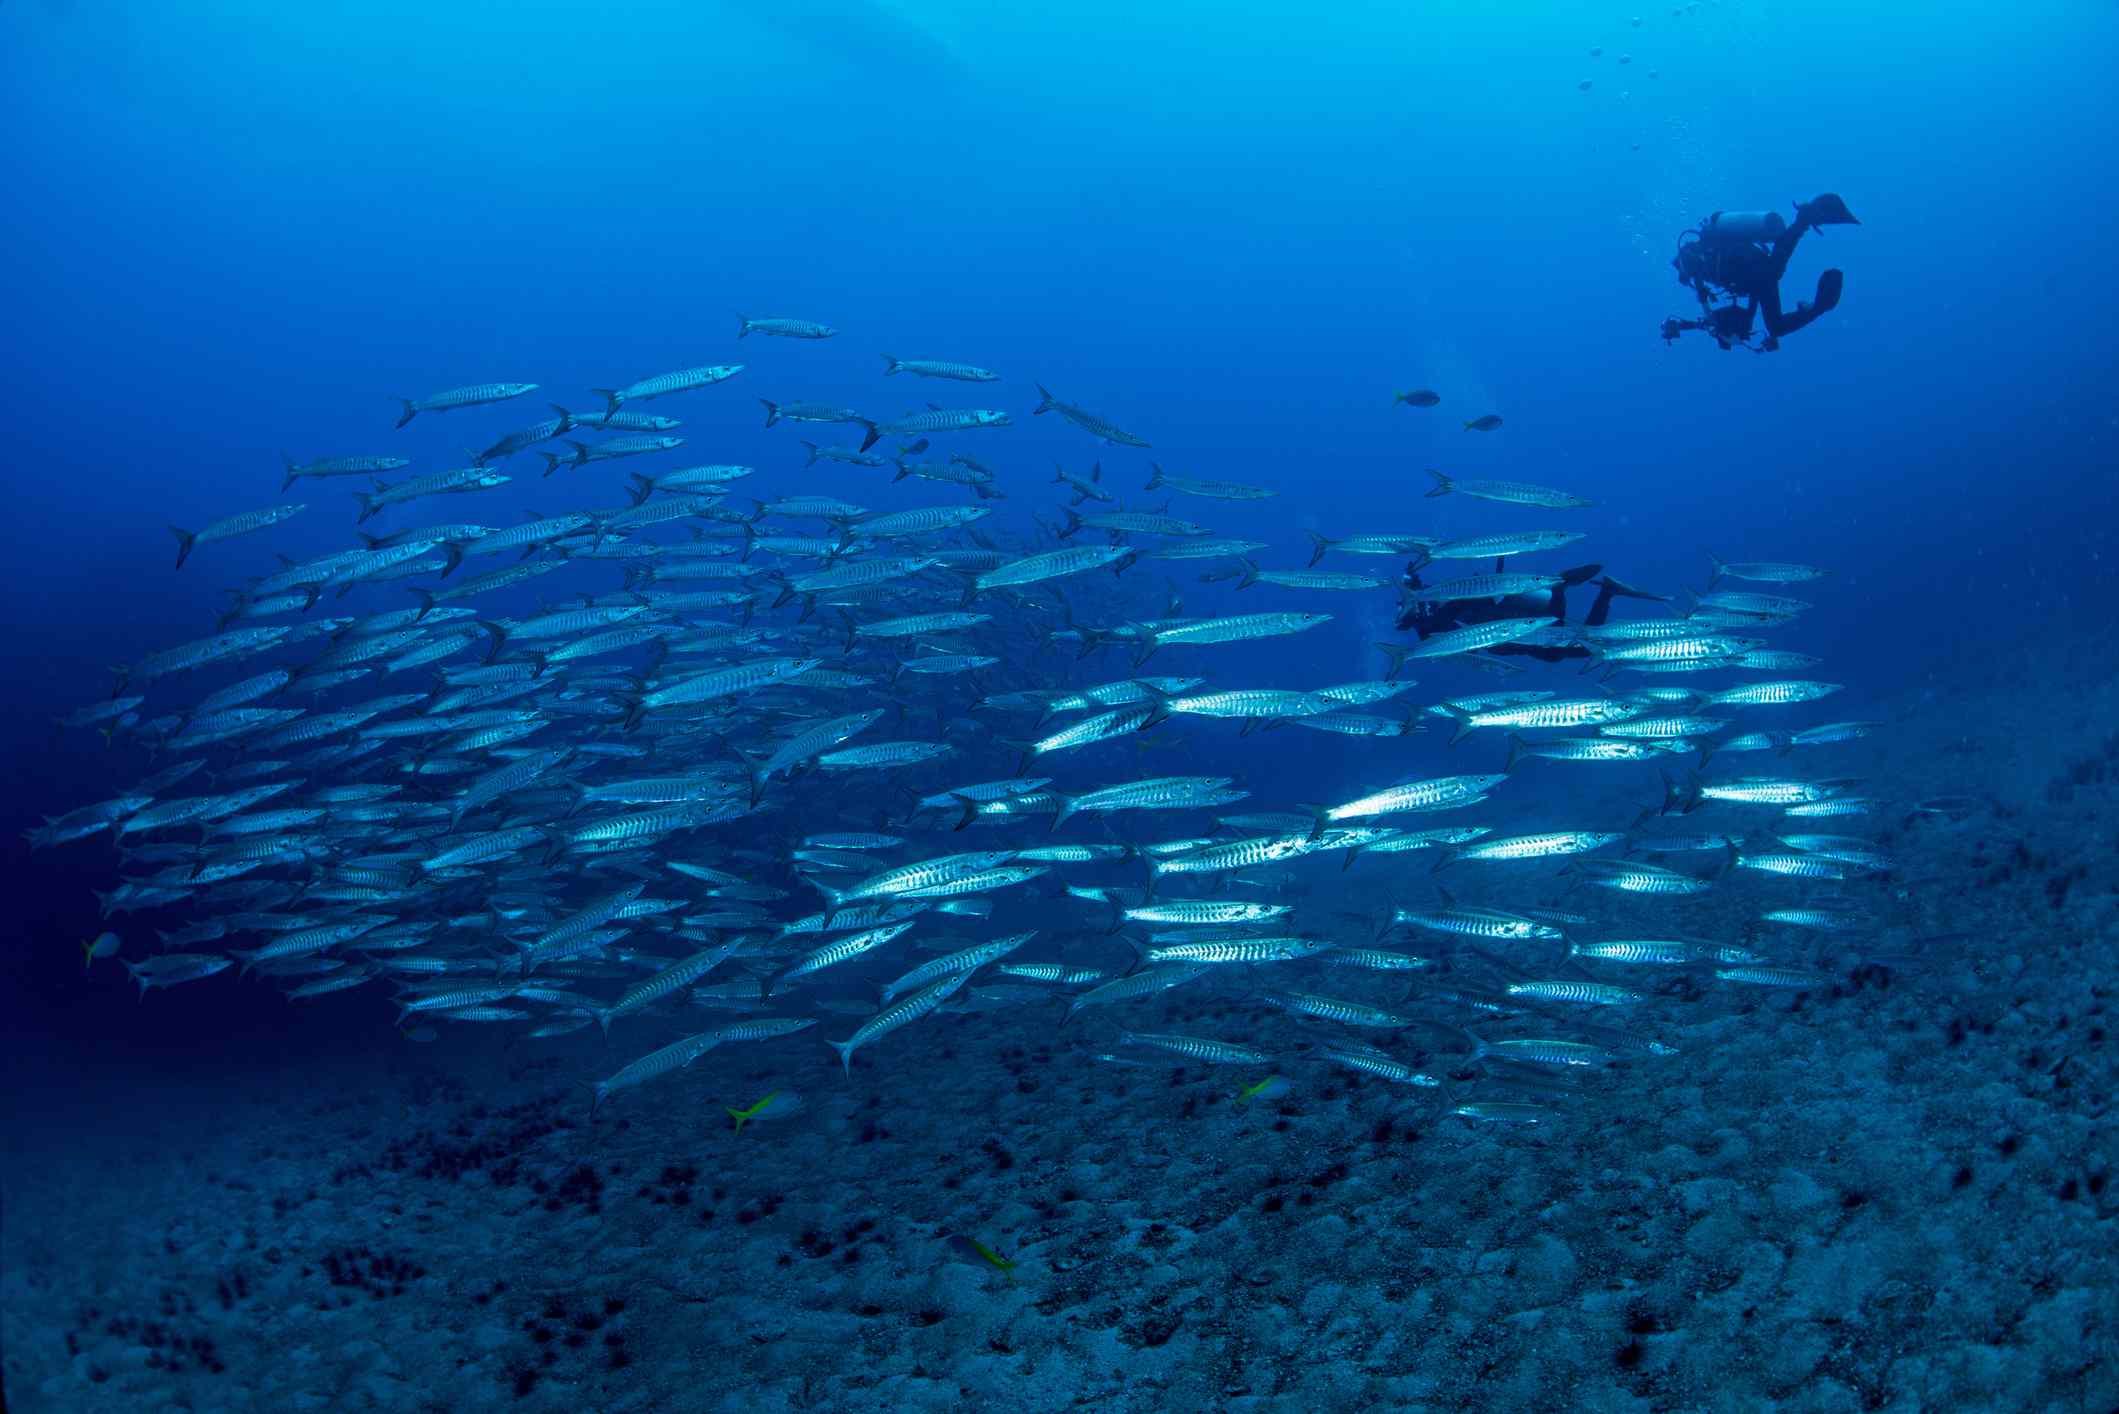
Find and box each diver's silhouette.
[1395,560,1667,663]
[1662,194,1860,352]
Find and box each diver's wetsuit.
[1395,560,1619,663]
[1665,195,1856,351]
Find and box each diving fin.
[1596,575,1670,603]
[1811,269,1844,316]
[1800,193,1860,226]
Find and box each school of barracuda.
[38,328,1892,1127]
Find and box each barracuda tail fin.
[1642,769,1679,824]
[169,526,198,571]
[1440,705,1474,748]
[1303,530,1335,567]
[757,398,780,428]
[857,420,882,453]
[1709,840,1740,882]
[880,354,902,376]
[801,440,821,467]
[1139,859,1167,901]
[1033,383,1059,415]
[828,1038,857,1077]
[591,387,623,417]
[1235,559,1261,590]
[936,792,980,831]
[1144,462,1166,492]
[1375,641,1415,682]
[395,398,419,429]
[1424,468,1454,498]
[1643,768,1700,822]
[802,874,849,909]
[1503,734,1529,773]
[1133,686,1174,733]
[280,453,301,492]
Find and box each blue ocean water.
[6,0,2113,1045]
[4,2,2117,1409]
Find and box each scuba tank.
[1698,210,1786,244]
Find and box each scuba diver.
[1396,560,1668,664]
[1661,194,1860,352]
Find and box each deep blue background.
[4,0,2115,1067]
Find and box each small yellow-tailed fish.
[944,1233,1018,1284]
[726,1090,802,1136]
[1231,1075,1292,1109]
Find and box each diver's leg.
[1546,563,1601,624]
[1492,643,1564,663]
[1765,212,1812,281]
[1752,286,1783,349]
[1765,270,1844,339]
